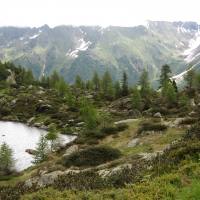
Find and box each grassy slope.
[21,160,200,200]
[19,118,196,200]
[101,119,185,156]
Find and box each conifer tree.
[55,77,68,96]
[46,125,58,152]
[121,71,129,96]
[166,82,177,106]
[114,81,121,99]
[160,64,172,88]
[172,79,178,93]
[139,69,151,98]
[33,135,48,164]
[49,71,60,88]
[132,87,142,110]
[80,98,99,129]
[92,71,100,91]
[75,75,84,89]
[184,68,195,90]
[0,142,14,174]
[101,71,114,99]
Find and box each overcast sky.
[0,0,199,27]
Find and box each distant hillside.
[0,21,200,84]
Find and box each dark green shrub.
[101,123,128,136]
[63,146,121,167]
[185,123,200,139]
[137,122,167,135]
[101,126,118,135]
[179,118,198,125]
[116,123,129,132]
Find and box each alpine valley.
[0,21,200,84]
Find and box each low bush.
[179,118,198,125]
[101,126,118,135]
[63,146,121,167]
[185,123,200,139]
[116,123,129,132]
[54,171,108,190]
[137,122,167,135]
[101,123,128,135]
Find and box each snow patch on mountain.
[98,27,106,35]
[172,68,190,82]
[182,31,200,63]
[41,63,46,77]
[144,21,150,29]
[66,38,92,58]
[29,33,40,40]
[172,63,199,83]
[79,28,87,35]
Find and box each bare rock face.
[190,99,196,107]
[24,169,81,188]
[6,70,16,85]
[97,163,132,178]
[24,171,64,188]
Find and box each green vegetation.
[32,135,48,164]
[45,125,58,151]
[0,143,14,176]
[63,146,121,167]
[0,61,200,199]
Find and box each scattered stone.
[76,122,85,127]
[10,99,17,106]
[86,95,93,99]
[139,151,163,161]
[25,149,36,155]
[36,104,52,112]
[114,118,138,125]
[34,122,44,127]
[190,99,196,107]
[28,85,33,89]
[173,118,185,126]
[27,117,35,124]
[36,90,45,95]
[127,138,140,147]
[98,163,132,178]
[153,112,162,118]
[6,70,16,85]
[64,123,69,127]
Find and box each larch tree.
[0,142,14,174]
